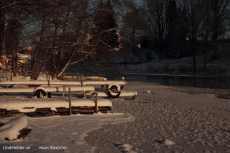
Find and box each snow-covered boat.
[0,80,127,98]
[0,85,95,98]
[0,97,112,117]
[0,80,126,86]
[85,91,138,99]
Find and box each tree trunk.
[57,1,103,79]
[12,48,17,77]
[192,42,196,74]
[212,31,218,59]
[203,33,208,72]
[30,15,46,80]
[211,0,220,60]
[190,31,196,74]
[0,0,5,55]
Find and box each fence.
[0,68,12,81]
[17,62,33,76]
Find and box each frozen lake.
[121,74,230,89]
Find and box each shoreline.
[122,72,230,78]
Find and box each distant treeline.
[0,0,229,77]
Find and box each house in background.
[0,55,8,69]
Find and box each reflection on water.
[122,74,230,89]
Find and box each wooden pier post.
[62,86,65,98]
[48,76,50,86]
[101,85,104,91]
[94,92,98,113]
[80,74,83,86]
[82,90,85,98]
[10,72,12,81]
[69,88,72,115]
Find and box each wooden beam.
[69,88,72,115]
[94,92,98,113]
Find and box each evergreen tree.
[90,0,118,62]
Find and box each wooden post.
[101,85,104,91]
[62,86,65,98]
[80,74,83,86]
[82,90,85,98]
[133,92,138,100]
[48,76,50,86]
[76,73,79,80]
[94,92,98,113]
[10,72,12,81]
[69,88,72,115]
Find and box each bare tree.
[0,0,5,56]
[143,0,169,62]
[183,0,203,74]
[210,0,230,59]
[122,2,145,56]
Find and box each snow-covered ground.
[0,113,133,153]
[1,64,230,153]
[1,81,230,152]
[85,82,230,152]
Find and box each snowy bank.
[0,116,30,141]
[0,113,134,153]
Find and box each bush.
[163,64,175,73]
[177,64,193,73]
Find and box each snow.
[86,91,108,97]
[122,144,137,153]
[163,139,175,146]
[1,73,230,152]
[146,90,151,93]
[0,116,29,141]
[82,80,126,85]
[0,113,134,153]
[0,81,82,86]
[36,85,95,93]
[0,87,36,93]
[0,86,95,93]
[0,80,126,86]
[85,91,138,97]
[84,81,230,152]
[0,98,112,112]
[7,53,31,59]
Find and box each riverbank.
[85,81,230,152]
[118,54,230,77]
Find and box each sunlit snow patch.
[0,115,30,141]
[122,144,137,153]
[163,139,175,146]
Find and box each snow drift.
[0,115,31,141]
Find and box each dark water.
[66,72,230,89]
[122,74,230,89]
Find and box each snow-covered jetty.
[0,97,112,117]
[0,80,128,98]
